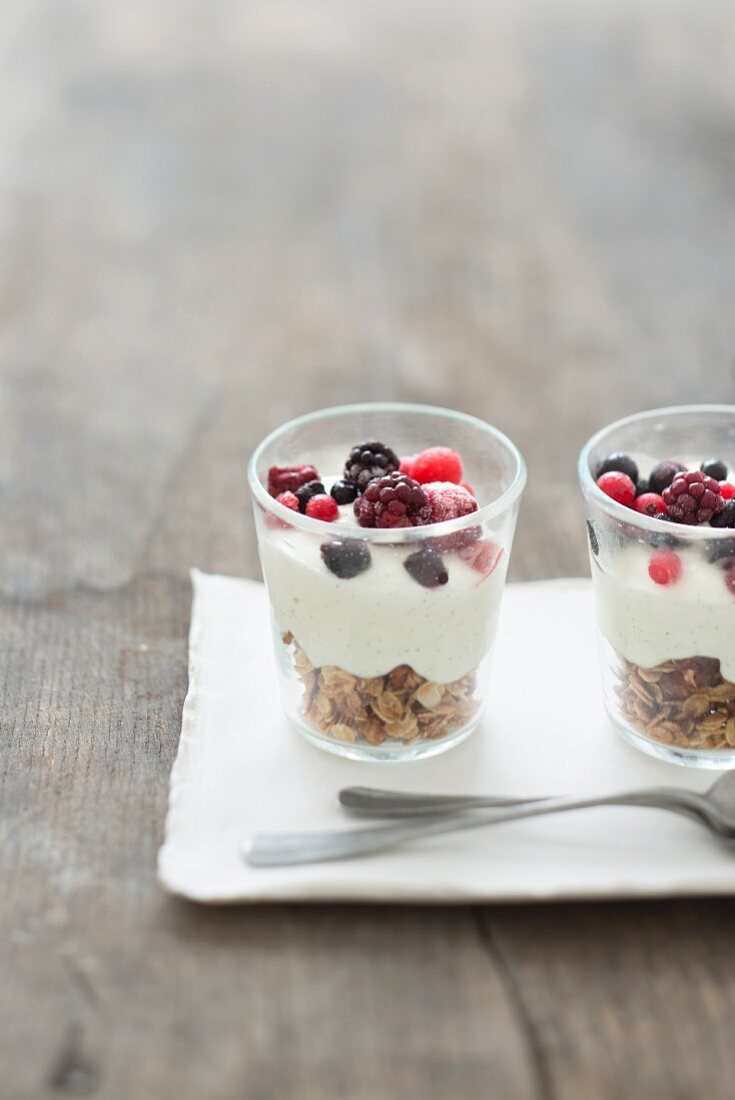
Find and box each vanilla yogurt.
[591,542,735,680]
[259,515,507,682]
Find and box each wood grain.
[2,1,735,1097]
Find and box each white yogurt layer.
[592,542,735,680]
[259,515,507,682]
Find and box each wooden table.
[3,2,735,1096]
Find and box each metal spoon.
[243,772,735,867]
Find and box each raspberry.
[632,492,666,517]
[399,455,415,476]
[595,452,639,484]
[701,458,728,481]
[404,547,448,588]
[345,441,399,491]
[424,482,478,523]
[720,482,735,500]
[295,480,326,512]
[649,459,686,495]
[410,446,463,485]
[458,539,504,577]
[305,494,338,521]
[267,464,320,497]
[663,470,724,524]
[353,473,432,529]
[596,471,636,506]
[321,538,371,579]
[726,564,735,596]
[275,491,299,512]
[330,479,358,505]
[461,482,476,497]
[648,549,682,585]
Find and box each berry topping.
[458,539,504,577]
[701,458,728,481]
[345,441,400,491]
[648,549,682,586]
[663,470,724,525]
[410,446,463,485]
[295,480,326,512]
[595,452,639,484]
[710,500,735,529]
[353,473,432,529]
[267,463,320,497]
[275,491,299,512]
[720,482,735,500]
[632,492,667,517]
[726,564,735,596]
[424,482,478,523]
[321,537,371,579]
[403,547,449,588]
[596,471,636,506]
[648,459,687,496]
[305,494,339,521]
[330,478,358,505]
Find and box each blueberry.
[404,547,448,588]
[706,536,735,566]
[330,478,358,506]
[649,459,686,496]
[701,458,728,481]
[710,500,735,529]
[295,480,325,513]
[586,520,599,557]
[320,537,371,579]
[594,452,639,484]
[634,478,650,498]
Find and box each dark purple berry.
[345,440,399,491]
[706,536,735,566]
[710,500,735,529]
[353,473,432,529]
[594,452,639,484]
[634,478,650,498]
[403,547,448,588]
[701,458,728,481]
[330,479,358,506]
[294,480,326,513]
[649,459,687,495]
[320,538,371,579]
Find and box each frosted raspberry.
[459,539,504,577]
[410,446,463,485]
[275,491,299,512]
[424,482,478,523]
[267,464,320,497]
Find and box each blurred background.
[3,0,735,593]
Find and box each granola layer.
[283,632,479,746]
[616,655,735,750]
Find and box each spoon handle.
[244,790,706,866]
[338,786,541,816]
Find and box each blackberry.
[594,452,639,484]
[294,480,326,513]
[330,478,358,506]
[663,471,723,525]
[701,458,728,481]
[711,500,735,529]
[649,459,686,496]
[404,547,448,588]
[321,538,371,579]
[353,473,432,529]
[345,440,399,491]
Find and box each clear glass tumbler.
[579,405,735,768]
[248,402,526,761]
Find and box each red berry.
[596,471,636,506]
[460,482,476,497]
[275,491,299,512]
[267,464,320,497]
[632,492,666,517]
[305,494,339,521]
[458,539,504,577]
[399,455,415,476]
[424,482,478,523]
[410,446,463,485]
[726,565,735,595]
[720,482,735,500]
[648,549,682,586]
[663,470,723,524]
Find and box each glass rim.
[247,401,527,543]
[578,403,735,540]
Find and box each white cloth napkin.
[157,570,735,904]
